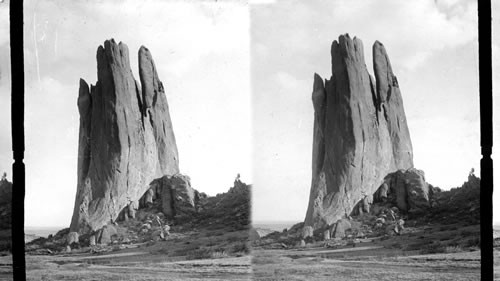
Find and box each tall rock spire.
[304,34,413,230]
[70,39,179,234]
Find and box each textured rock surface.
[96,225,117,245]
[71,39,179,234]
[150,174,197,219]
[301,226,314,239]
[331,218,351,239]
[385,168,430,212]
[304,34,414,230]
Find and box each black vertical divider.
[478,0,493,280]
[10,0,26,280]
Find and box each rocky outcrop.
[331,218,351,239]
[382,168,430,213]
[148,174,197,219]
[70,39,179,235]
[250,228,275,241]
[0,176,12,207]
[304,34,414,230]
[0,177,12,252]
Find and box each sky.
[0,1,11,180]
[251,0,498,223]
[11,0,251,227]
[0,0,498,227]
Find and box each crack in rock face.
[304,34,414,231]
[70,39,180,235]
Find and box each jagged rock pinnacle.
[70,40,179,235]
[304,34,413,230]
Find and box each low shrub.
[444,245,463,253]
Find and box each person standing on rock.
[234,173,242,188]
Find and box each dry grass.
[26,253,251,281]
[252,247,480,281]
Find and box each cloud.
[330,0,477,71]
[24,0,249,84]
[253,0,477,76]
[249,0,276,5]
[0,3,9,48]
[0,2,10,181]
[275,72,304,92]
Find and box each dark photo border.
[10,0,25,280]
[479,0,494,280]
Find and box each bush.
[210,250,228,259]
[419,242,444,254]
[444,245,463,253]
[231,241,249,254]
[186,248,212,260]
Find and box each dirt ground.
[20,250,251,281]
[252,242,488,281]
[0,242,498,280]
[0,254,11,281]
[0,248,498,280]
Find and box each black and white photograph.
[3,0,252,280]
[250,1,498,280]
[0,0,498,280]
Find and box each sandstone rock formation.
[331,218,351,239]
[380,168,430,213]
[149,174,197,219]
[304,34,414,230]
[70,39,179,235]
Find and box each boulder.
[302,226,314,239]
[153,174,196,218]
[374,182,389,202]
[332,218,351,238]
[163,224,171,236]
[323,229,330,240]
[141,223,152,231]
[127,200,138,219]
[397,218,405,229]
[304,34,413,230]
[299,239,306,247]
[70,39,180,235]
[386,209,396,221]
[362,196,371,213]
[66,232,79,245]
[89,235,96,246]
[97,225,117,245]
[144,188,155,206]
[386,168,430,212]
